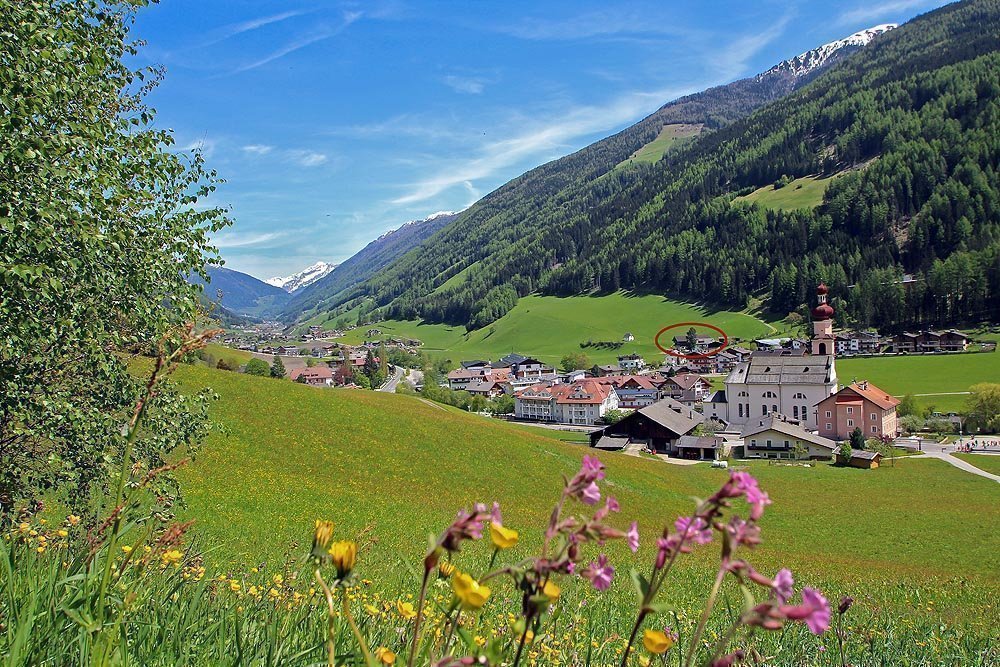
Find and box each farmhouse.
[659,373,712,405]
[602,375,660,409]
[589,398,703,454]
[289,366,334,386]
[888,330,969,353]
[741,414,837,460]
[617,353,645,371]
[835,330,882,356]
[675,435,727,460]
[815,380,900,440]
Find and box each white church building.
[708,284,838,431]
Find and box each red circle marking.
[654,322,730,360]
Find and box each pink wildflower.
[726,517,761,548]
[582,553,614,591]
[440,503,490,552]
[567,455,606,504]
[581,481,601,506]
[626,521,640,553]
[674,516,713,545]
[782,587,831,634]
[773,568,794,603]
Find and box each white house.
[741,414,837,460]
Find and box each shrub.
[244,358,270,376]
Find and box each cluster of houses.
[750,328,973,357]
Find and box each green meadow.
[736,174,839,211]
[838,351,999,412]
[173,365,999,589]
[955,453,1000,476]
[614,123,703,169]
[335,292,775,365]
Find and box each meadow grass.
[736,175,838,211]
[838,351,999,412]
[335,292,776,365]
[614,123,702,169]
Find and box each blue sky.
[132,0,950,280]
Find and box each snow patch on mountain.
[374,210,458,243]
[266,261,339,292]
[760,24,897,79]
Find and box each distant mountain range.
[266,261,339,293]
[189,265,290,318]
[758,24,896,78]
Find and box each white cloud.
[204,10,309,45]
[288,150,329,167]
[230,11,363,74]
[838,0,942,26]
[443,75,487,94]
[499,10,692,41]
[182,138,216,158]
[242,144,274,155]
[212,231,285,249]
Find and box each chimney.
[858,380,868,390]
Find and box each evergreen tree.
[270,356,286,379]
[849,427,866,450]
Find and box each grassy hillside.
[614,123,702,169]
[839,350,999,412]
[172,365,999,591]
[336,292,776,364]
[735,174,839,211]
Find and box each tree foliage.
[966,382,1000,433]
[0,0,228,514]
[244,358,270,376]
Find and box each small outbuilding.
[837,449,882,469]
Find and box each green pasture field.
[614,123,703,169]
[736,174,838,211]
[954,453,1000,476]
[335,292,775,365]
[839,350,998,413]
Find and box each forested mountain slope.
[277,211,458,321]
[315,0,1000,333]
[189,265,290,317]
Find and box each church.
[706,284,838,431]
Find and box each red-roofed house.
[815,380,900,440]
[515,379,620,425]
[659,373,712,405]
[602,375,659,409]
[289,365,334,386]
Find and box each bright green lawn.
[203,343,253,369]
[737,175,839,211]
[840,351,998,412]
[615,123,702,169]
[336,292,775,365]
[173,365,1000,592]
[954,453,1000,476]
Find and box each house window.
[766,440,772,448]
[802,406,808,420]
[870,413,877,421]
[871,426,878,433]
[762,405,767,416]
[825,423,832,430]
[847,419,854,427]
[847,407,853,414]
[793,406,799,418]
[825,410,831,418]
[772,404,778,414]
[738,404,744,418]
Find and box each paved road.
[378,365,404,392]
[896,439,1000,483]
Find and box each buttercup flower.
[329,540,357,578]
[396,600,417,619]
[489,521,519,549]
[542,580,561,600]
[452,571,491,610]
[626,521,640,553]
[375,646,397,665]
[643,629,674,654]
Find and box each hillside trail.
[903,451,1000,483]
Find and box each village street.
[895,438,1000,483]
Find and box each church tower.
[811,283,835,356]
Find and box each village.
[211,284,998,473]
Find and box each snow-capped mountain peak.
[760,24,897,79]
[266,261,339,293]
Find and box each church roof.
[728,354,835,385]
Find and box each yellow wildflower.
[161,549,182,565]
[452,571,491,611]
[542,580,561,600]
[643,629,674,654]
[489,521,519,549]
[67,515,80,526]
[272,574,283,585]
[438,561,456,578]
[365,603,380,616]
[396,600,417,620]
[18,523,29,533]
[121,545,132,554]
[638,657,651,667]
[229,580,241,592]
[57,529,68,538]
[374,647,397,665]
[36,546,45,554]
[312,519,335,560]
[329,540,357,578]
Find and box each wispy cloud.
[230,11,363,74]
[498,10,692,42]
[203,10,310,45]
[288,150,329,167]
[838,0,941,26]
[326,113,477,143]
[182,138,217,158]
[443,75,488,94]
[213,231,285,249]
[242,144,274,155]
[708,12,793,79]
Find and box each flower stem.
[620,608,649,667]
[314,570,337,667]
[683,564,728,667]
[406,568,431,667]
[342,588,373,665]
